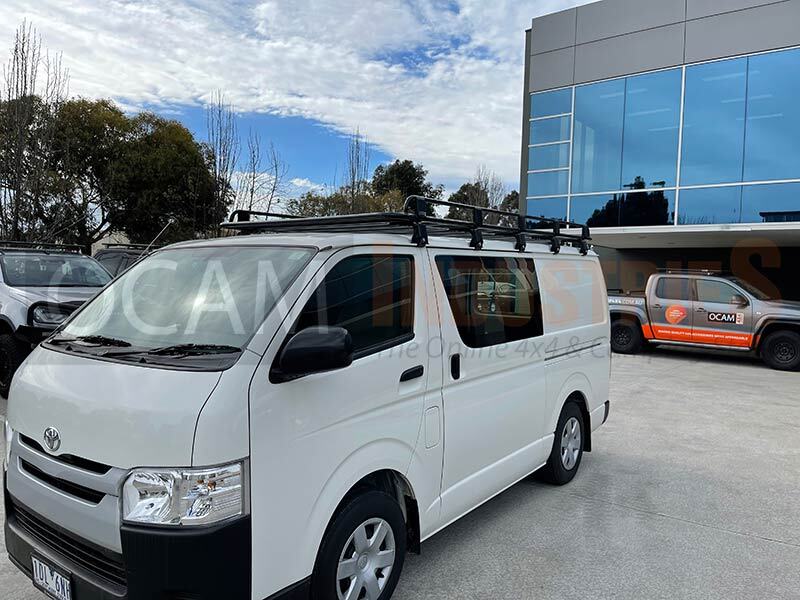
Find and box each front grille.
[11,500,127,588]
[20,459,105,504]
[20,434,112,475]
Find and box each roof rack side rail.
[0,240,83,253]
[228,209,301,223]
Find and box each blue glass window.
[529,143,570,171]
[742,183,800,223]
[681,58,747,185]
[531,89,572,118]
[526,198,568,222]
[570,190,674,227]
[744,49,800,182]
[531,116,571,145]
[528,171,569,197]
[572,79,625,194]
[621,69,681,189]
[677,187,741,225]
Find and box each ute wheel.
[312,491,407,600]
[538,402,585,486]
[762,330,800,371]
[0,334,24,398]
[610,319,644,354]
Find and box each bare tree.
[206,90,239,230]
[343,128,371,213]
[236,129,288,213]
[0,21,69,240]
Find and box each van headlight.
[122,461,246,526]
[3,419,12,470]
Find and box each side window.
[655,277,691,301]
[435,255,543,348]
[696,280,741,304]
[294,254,414,357]
[97,254,122,275]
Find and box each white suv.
[3,198,610,600]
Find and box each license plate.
[31,555,72,600]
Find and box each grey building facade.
[522,0,800,299]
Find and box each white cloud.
[289,177,325,193]
[0,0,592,187]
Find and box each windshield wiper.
[51,335,132,347]
[145,343,242,356]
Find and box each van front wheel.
[313,491,407,600]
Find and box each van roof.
[166,232,595,257]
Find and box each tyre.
[0,334,25,399]
[762,330,800,371]
[610,319,644,354]
[312,491,407,600]
[539,402,585,486]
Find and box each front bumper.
[4,478,252,599]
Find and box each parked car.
[93,243,156,276]
[609,270,800,370]
[0,242,111,397]
[3,199,610,600]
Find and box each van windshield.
[1,253,111,287]
[54,246,315,361]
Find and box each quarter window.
[655,278,691,301]
[435,256,543,348]
[294,255,414,357]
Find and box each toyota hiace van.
[3,198,610,600]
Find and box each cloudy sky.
[0,0,593,194]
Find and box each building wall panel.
[686,0,787,20]
[530,47,575,92]
[574,23,685,84]
[576,0,685,44]
[685,0,800,63]
[530,9,577,55]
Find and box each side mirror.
[274,326,353,382]
[731,294,749,307]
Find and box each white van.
[3,199,610,600]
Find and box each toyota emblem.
[43,427,61,453]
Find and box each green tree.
[372,160,442,213]
[108,113,222,245]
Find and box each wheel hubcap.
[560,417,581,471]
[774,340,797,363]
[613,327,631,347]
[337,518,396,600]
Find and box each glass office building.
[526,46,800,228]
[523,0,800,298]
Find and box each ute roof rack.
[0,241,83,254]
[658,268,727,276]
[222,196,592,255]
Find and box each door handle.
[450,354,461,381]
[652,303,663,309]
[696,307,707,313]
[400,365,424,382]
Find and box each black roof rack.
[100,243,159,250]
[221,196,592,255]
[0,241,83,254]
[657,268,726,276]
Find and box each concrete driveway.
[2,348,799,599]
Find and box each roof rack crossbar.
[221,197,592,255]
